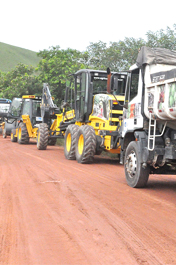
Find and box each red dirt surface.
[1,136,176,265]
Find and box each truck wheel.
[75,125,96,164]
[37,123,48,150]
[11,129,17,142]
[125,141,149,188]
[3,128,7,138]
[64,124,79,160]
[17,123,29,144]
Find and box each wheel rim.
[66,133,71,152]
[37,131,40,143]
[3,129,6,138]
[78,134,84,155]
[126,150,137,178]
[18,128,21,139]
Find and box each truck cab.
[120,46,176,188]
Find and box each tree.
[85,38,146,71]
[36,46,87,105]
[85,41,108,69]
[107,37,146,71]
[146,24,176,50]
[85,25,176,71]
[0,63,40,99]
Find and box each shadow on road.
[147,178,176,191]
[93,155,122,165]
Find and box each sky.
[1,0,176,53]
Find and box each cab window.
[22,100,30,115]
[129,68,139,101]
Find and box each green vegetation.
[0,42,40,72]
[0,24,176,105]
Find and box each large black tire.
[75,125,96,164]
[37,123,48,150]
[11,129,17,142]
[124,141,150,188]
[64,124,79,160]
[17,123,29,144]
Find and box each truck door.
[123,67,143,134]
[75,72,87,121]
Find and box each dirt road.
[1,137,176,265]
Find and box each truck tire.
[64,124,79,160]
[17,123,29,144]
[75,125,96,164]
[11,129,17,142]
[37,123,48,150]
[125,141,150,188]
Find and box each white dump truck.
[119,46,176,187]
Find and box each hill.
[0,42,40,72]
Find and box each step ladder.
[148,112,156,151]
[148,112,167,151]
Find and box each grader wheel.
[75,125,96,164]
[64,124,79,160]
[37,123,48,150]
[2,128,7,138]
[17,123,29,144]
[11,129,17,142]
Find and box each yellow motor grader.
[39,69,127,163]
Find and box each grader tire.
[17,123,29,144]
[11,129,17,142]
[64,124,79,160]
[37,123,48,150]
[75,125,96,164]
[2,128,7,138]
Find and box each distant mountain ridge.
[0,42,40,72]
